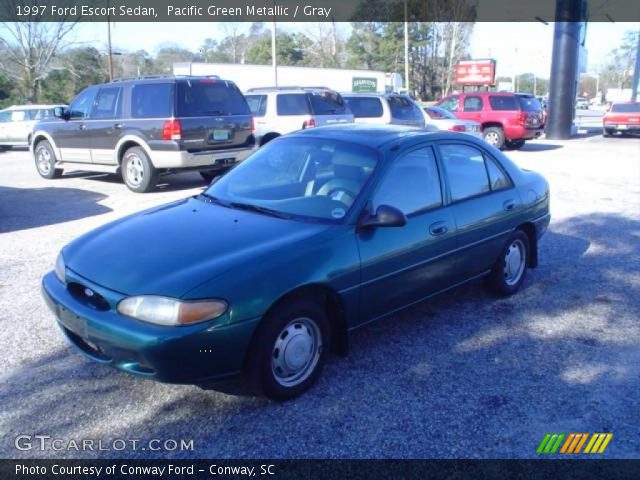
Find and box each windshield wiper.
[229,202,292,219]
[198,192,233,207]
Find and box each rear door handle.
[503,200,517,211]
[78,124,86,130]
[429,221,448,236]
[114,123,123,129]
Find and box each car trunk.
[604,104,640,125]
[176,79,253,152]
[517,95,544,128]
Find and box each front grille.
[63,327,111,361]
[67,282,110,311]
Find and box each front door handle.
[429,221,448,236]
[114,123,123,129]
[503,200,517,211]
[78,124,86,130]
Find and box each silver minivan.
[244,87,354,146]
[0,104,64,151]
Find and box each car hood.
[64,196,329,297]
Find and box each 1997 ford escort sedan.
[42,125,550,400]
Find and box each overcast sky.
[69,21,639,79]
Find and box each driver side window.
[372,147,442,216]
[69,87,98,119]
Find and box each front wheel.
[483,127,506,150]
[602,128,612,137]
[34,140,62,178]
[244,299,330,401]
[121,146,156,193]
[486,230,530,296]
[0,145,10,152]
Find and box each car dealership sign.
[454,60,496,86]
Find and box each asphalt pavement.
[0,133,639,459]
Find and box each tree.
[244,30,305,66]
[599,30,639,92]
[0,21,78,103]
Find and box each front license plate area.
[58,306,87,338]
[210,130,231,142]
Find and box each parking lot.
[0,133,639,459]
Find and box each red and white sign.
[454,60,496,86]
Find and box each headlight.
[117,296,227,326]
[54,252,66,283]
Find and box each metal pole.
[404,0,409,95]
[631,27,640,101]
[546,0,582,139]
[107,1,113,81]
[272,21,278,86]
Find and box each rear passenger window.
[344,97,383,118]
[372,147,441,215]
[245,95,267,117]
[485,156,512,190]
[276,94,310,115]
[92,87,122,119]
[439,144,490,201]
[464,96,483,112]
[488,95,518,110]
[131,83,173,118]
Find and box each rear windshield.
[611,103,640,113]
[308,91,348,115]
[344,96,383,118]
[176,79,250,117]
[518,95,542,112]
[489,95,519,111]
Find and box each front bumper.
[150,145,256,169]
[41,271,260,384]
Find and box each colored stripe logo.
[537,433,612,454]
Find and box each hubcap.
[504,239,526,286]
[485,131,500,146]
[36,147,52,174]
[271,317,322,387]
[125,154,144,187]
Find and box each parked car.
[422,105,482,138]
[42,124,550,400]
[602,102,640,137]
[244,87,353,146]
[342,92,425,128]
[436,92,545,150]
[576,97,590,110]
[31,75,256,192]
[0,104,64,151]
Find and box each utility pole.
[272,21,278,86]
[404,0,409,95]
[107,0,113,81]
[631,27,640,101]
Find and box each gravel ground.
[0,133,639,459]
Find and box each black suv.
[31,76,255,192]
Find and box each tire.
[200,170,226,183]
[34,140,62,179]
[244,299,330,401]
[602,128,612,137]
[483,127,506,150]
[486,230,530,296]
[0,145,10,152]
[505,139,525,150]
[121,146,156,193]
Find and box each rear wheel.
[483,127,506,149]
[486,230,530,296]
[0,145,10,152]
[505,139,526,150]
[34,140,62,179]
[199,169,227,183]
[244,299,330,401]
[121,146,156,193]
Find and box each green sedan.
[41,125,550,400]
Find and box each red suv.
[435,92,545,149]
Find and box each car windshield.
[425,106,456,120]
[205,137,378,222]
[610,103,640,113]
[517,95,543,112]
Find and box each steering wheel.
[317,179,360,207]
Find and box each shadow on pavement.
[0,186,111,233]
[517,143,563,152]
[1,213,638,459]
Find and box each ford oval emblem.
[84,288,95,297]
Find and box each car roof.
[1,104,64,111]
[246,87,336,94]
[287,124,470,148]
[341,92,405,97]
[105,75,234,86]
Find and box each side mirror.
[358,204,407,229]
[53,106,69,120]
